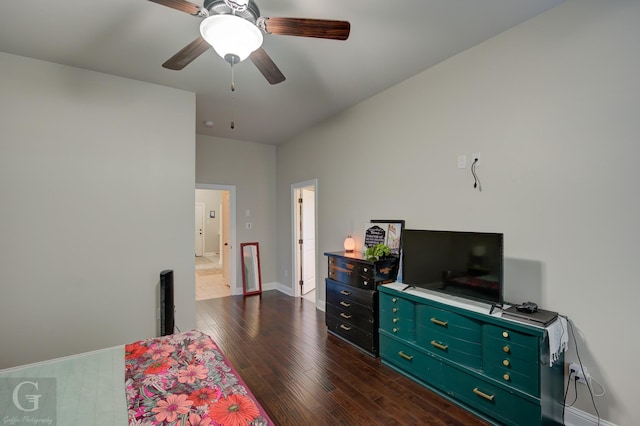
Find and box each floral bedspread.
[125,330,273,426]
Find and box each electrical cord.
[471,158,482,191]
[563,315,601,426]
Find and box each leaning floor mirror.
[241,242,262,296]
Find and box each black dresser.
[324,251,399,356]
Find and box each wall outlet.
[457,155,467,169]
[569,362,589,384]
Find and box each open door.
[292,180,318,300]
[300,188,316,295]
[221,190,231,285]
[195,203,204,257]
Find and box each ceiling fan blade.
[250,48,286,85]
[162,37,211,70]
[259,17,350,40]
[147,0,206,16]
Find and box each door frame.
[291,179,318,301]
[196,183,238,295]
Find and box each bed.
[0,330,273,426]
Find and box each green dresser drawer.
[484,362,539,396]
[380,309,415,341]
[484,324,538,350]
[484,335,539,364]
[380,292,415,318]
[379,333,442,385]
[441,363,541,426]
[417,326,481,369]
[379,293,416,340]
[417,305,482,342]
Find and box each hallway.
[195,254,230,300]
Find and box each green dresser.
[379,284,564,426]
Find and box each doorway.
[195,185,237,300]
[292,180,318,303]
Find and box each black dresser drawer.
[326,278,376,308]
[327,253,399,289]
[324,251,398,356]
[326,300,375,332]
[326,312,377,355]
[328,255,375,289]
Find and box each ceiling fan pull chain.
[230,56,236,92]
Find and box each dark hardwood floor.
[196,290,490,426]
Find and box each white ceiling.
[0,0,563,144]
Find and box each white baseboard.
[262,281,279,292]
[563,406,616,426]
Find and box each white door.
[221,191,231,285]
[300,187,316,295]
[195,203,204,257]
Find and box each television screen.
[401,229,504,305]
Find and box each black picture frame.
[364,219,405,256]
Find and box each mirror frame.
[240,242,263,296]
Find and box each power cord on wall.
[471,158,482,192]
[561,315,601,426]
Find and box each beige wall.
[196,135,277,292]
[275,1,640,424]
[0,53,195,368]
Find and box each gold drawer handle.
[393,328,399,333]
[473,388,495,402]
[503,345,511,354]
[503,359,510,367]
[363,267,368,272]
[503,374,511,381]
[392,308,398,313]
[392,318,399,323]
[392,298,397,303]
[340,301,351,308]
[340,290,351,296]
[340,313,352,319]
[430,318,448,327]
[340,324,352,331]
[502,331,509,338]
[398,351,413,361]
[430,340,448,351]
[363,280,369,286]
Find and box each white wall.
[275,1,640,424]
[0,53,195,368]
[196,135,277,291]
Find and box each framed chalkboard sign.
[363,220,404,256]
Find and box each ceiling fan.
[148,0,351,85]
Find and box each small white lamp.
[343,235,355,253]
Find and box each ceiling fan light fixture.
[200,14,263,63]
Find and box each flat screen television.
[401,229,504,305]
